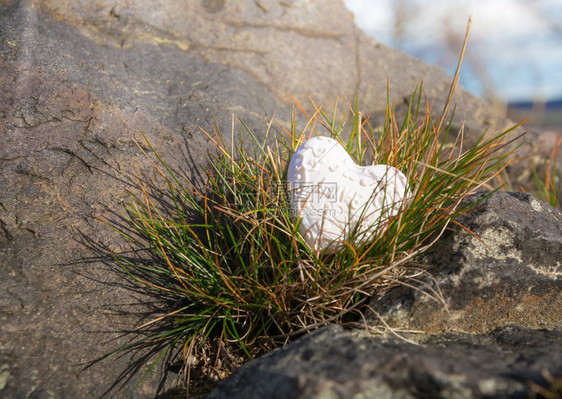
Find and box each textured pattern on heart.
[287,136,408,252]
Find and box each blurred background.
[344,0,562,128]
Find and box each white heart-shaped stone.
[287,136,408,252]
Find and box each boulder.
[0,0,543,397]
[208,323,562,399]
[369,191,562,333]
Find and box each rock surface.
[369,191,562,333]
[0,0,551,398]
[208,323,562,399]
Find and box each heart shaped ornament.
[287,136,408,252]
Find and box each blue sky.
[345,0,562,103]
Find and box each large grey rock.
[369,191,562,333]
[0,0,533,397]
[208,323,562,399]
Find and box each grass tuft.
[530,132,560,209]
[100,82,522,390]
